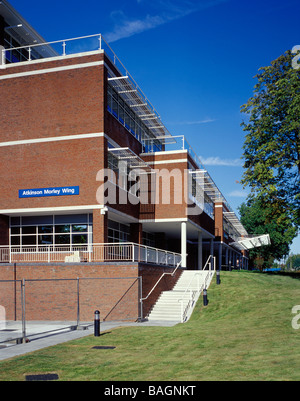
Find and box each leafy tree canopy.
[240,50,300,227]
[239,197,297,269]
[285,253,300,270]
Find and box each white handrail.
[178,255,216,323]
[2,33,164,125]
[0,242,181,266]
[141,259,182,303]
[3,33,103,53]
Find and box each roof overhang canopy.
[230,234,271,250]
[190,169,226,203]
[0,0,57,57]
[107,73,171,140]
[223,211,248,237]
[108,147,152,172]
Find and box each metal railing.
[0,243,181,266]
[0,276,141,344]
[0,33,163,124]
[178,256,216,323]
[1,33,102,64]
[140,259,182,320]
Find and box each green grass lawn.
[1,271,300,381]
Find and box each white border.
[0,60,104,80]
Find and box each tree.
[239,197,297,270]
[285,254,300,271]
[240,50,300,228]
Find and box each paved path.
[0,320,178,361]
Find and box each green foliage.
[285,254,300,271]
[240,50,300,227]
[239,197,297,269]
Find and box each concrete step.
[148,313,182,321]
[147,270,214,323]
[147,270,203,322]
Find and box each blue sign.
[19,186,80,198]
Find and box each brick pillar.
[0,16,5,48]
[130,223,143,244]
[0,215,9,245]
[93,209,107,244]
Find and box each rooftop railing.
[0,33,169,138]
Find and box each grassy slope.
[1,271,300,381]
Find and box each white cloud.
[200,156,243,167]
[169,118,216,125]
[105,14,165,43]
[104,0,229,43]
[228,190,249,198]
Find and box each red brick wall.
[0,53,107,212]
[214,203,224,240]
[93,210,108,244]
[0,54,105,142]
[140,152,215,235]
[0,263,140,322]
[0,262,182,322]
[0,137,105,210]
[138,264,183,317]
[140,153,188,220]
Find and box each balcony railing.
[0,243,181,266]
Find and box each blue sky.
[9,0,300,254]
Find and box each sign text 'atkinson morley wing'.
[19,186,80,198]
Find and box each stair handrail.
[178,255,215,301]
[178,255,216,323]
[141,259,182,303]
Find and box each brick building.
[0,1,270,322]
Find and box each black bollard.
[94,310,100,337]
[203,288,208,306]
[216,270,221,285]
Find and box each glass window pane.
[22,215,52,225]
[108,220,119,230]
[55,225,70,233]
[22,236,37,246]
[72,225,87,232]
[22,226,36,235]
[11,236,20,245]
[38,226,53,234]
[38,235,53,245]
[55,235,70,244]
[72,234,88,244]
[11,227,20,235]
[55,214,88,224]
[10,217,20,226]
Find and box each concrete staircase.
[147,270,213,323]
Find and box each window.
[107,83,163,152]
[108,220,130,243]
[189,169,214,220]
[107,142,141,194]
[10,214,93,249]
[4,29,41,63]
[143,231,155,247]
[204,194,214,220]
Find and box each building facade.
[0,0,260,276]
